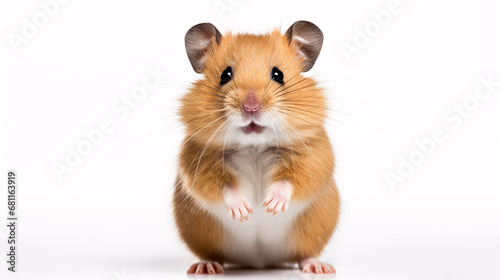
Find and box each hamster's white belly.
[205,146,310,268]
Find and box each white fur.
[205,145,311,268]
[219,111,295,147]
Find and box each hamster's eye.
[220,67,233,86]
[271,67,284,85]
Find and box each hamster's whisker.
[325,77,377,83]
[221,121,229,171]
[283,121,310,151]
[305,65,339,78]
[233,80,241,96]
[106,120,182,178]
[327,97,388,109]
[279,105,385,146]
[129,106,181,120]
[275,86,387,109]
[261,68,278,99]
[230,115,239,143]
[155,80,194,91]
[274,81,314,98]
[183,108,228,122]
[192,89,226,100]
[275,70,304,90]
[326,117,391,154]
[278,105,326,120]
[222,116,237,169]
[287,106,378,145]
[278,107,390,154]
[116,114,179,144]
[326,121,377,150]
[274,108,340,150]
[271,73,307,95]
[199,82,229,94]
[329,87,385,99]
[275,108,326,134]
[276,100,328,109]
[227,82,239,95]
[268,73,301,97]
[183,114,227,144]
[192,84,238,102]
[181,110,228,130]
[230,80,244,104]
[145,97,182,101]
[329,108,395,141]
[270,111,295,151]
[274,82,318,98]
[111,120,182,179]
[198,83,238,102]
[190,118,231,188]
[273,110,311,150]
[276,99,386,117]
[268,117,280,165]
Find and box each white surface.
[1,0,499,279]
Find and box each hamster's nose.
[244,104,259,112]
[243,91,260,114]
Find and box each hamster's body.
[206,145,306,268]
[173,21,340,275]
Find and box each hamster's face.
[181,22,326,147]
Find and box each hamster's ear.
[285,21,323,72]
[185,23,222,73]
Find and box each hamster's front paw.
[222,184,253,222]
[263,180,292,215]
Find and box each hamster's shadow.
[110,256,335,279]
[187,265,336,280]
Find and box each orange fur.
[173,177,226,262]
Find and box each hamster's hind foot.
[299,257,336,274]
[187,261,224,274]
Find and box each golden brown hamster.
[173,20,340,275]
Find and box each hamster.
[173,21,340,275]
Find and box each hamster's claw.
[299,257,336,274]
[263,180,292,215]
[223,185,253,222]
[187,261,224,274]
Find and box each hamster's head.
[181,21,327,147]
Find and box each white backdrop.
[1,0,499,279]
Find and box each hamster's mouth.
[241,122,265,134]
